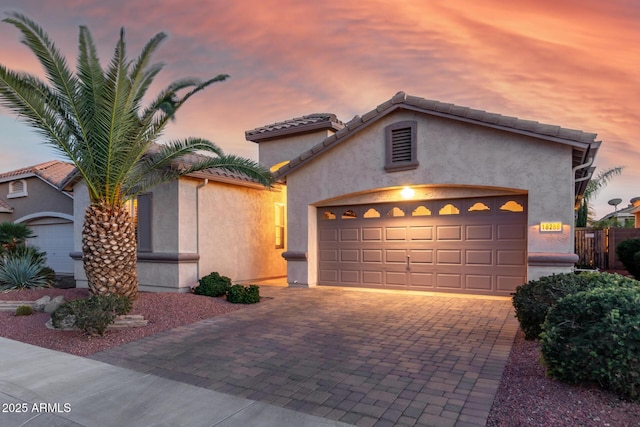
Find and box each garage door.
[318,196,527,295]
[27,221,74,274]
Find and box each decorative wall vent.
[7,179,27,199]
[385,121,418,172]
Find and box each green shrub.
[512,273,583,340]
[226,284,260,304]
[194,272,231,297]
[616,238,640,279]
[14,305,34,316]
[512,272,639,340]
[0,251,54,290]
[51,294,132,336]
[540,287,640,400]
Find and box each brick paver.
[90,287,518,426]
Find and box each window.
[412,206,431,216]
[385,120,418,172]
[275,203,285,249]
[323,211,336,220]
[500,200,524,213]
[468,202,490,212]
[364,208,381,218]
[342,210,357,219]
[439,203,460,215]
[387,207,405,217]
[7,179,27,198]
[124,194,152,252]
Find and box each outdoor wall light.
[401,186,415,199]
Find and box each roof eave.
[246,121,344,143]
[274,102,601,180]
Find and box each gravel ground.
[0,288,243,356]
[1,287,639,426]
[487,330,640,427]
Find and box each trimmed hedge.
[540,287,640,400]
[512,272,639,340]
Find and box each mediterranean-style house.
[8,92,600,296]
[0,160,76,274]
[247,92,600,296]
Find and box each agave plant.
[0,252,53,291]
[0,14,273,298]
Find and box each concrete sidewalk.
[0,337,351,427]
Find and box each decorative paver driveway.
[91,287,518,427]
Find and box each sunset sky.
[0,0,637,218]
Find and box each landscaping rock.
[33,296,51,312]
[44,295,65,314]
[46,315,76,330]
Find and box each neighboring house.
[598,197,640,228]
[68,167,287,292]
[247,92,601,296]
[0,160,76,274]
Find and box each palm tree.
[0,13,272,299]
[576,166,623,227]
[0,222,35,252]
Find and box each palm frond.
[583,166,624,201]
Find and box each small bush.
[512,272,639,340]
[194,272,231,297]
[15,305,34,316]
[226,284,260,304]
[540,287,640,400]
[51,294,132,336]
[616,238,640,280]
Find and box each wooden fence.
[575,228,640,270]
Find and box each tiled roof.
[149,146,272,189]
[0,197,12,213]
[246,113,345,142]
[0,160,76,189]
[272,92,601,197]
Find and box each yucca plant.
[0,13,273,299]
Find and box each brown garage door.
[318,196,527,295]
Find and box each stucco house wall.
[0,161,75,274]
[0,177,73,222]
[73,175,286,293]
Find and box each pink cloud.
[0,0,637,218]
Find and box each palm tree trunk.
[82,203,139,299]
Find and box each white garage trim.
[14,212,74,223]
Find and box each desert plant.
[14,305,34,316]
[0,13,273,299]
[226,284,260,304]
[194,272,231,297]
[616,238,640,280]
[540,287,640,400]
[512,272,639,339]
[0,222,35,252]
[0,252,54,290]
[51,294,132,336]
